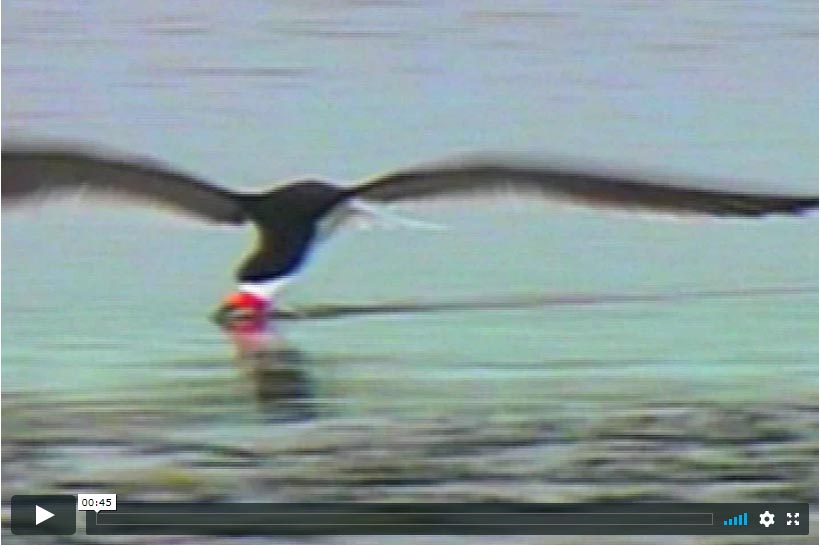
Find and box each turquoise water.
[2,0,818,543]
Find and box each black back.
[237,181,349,281]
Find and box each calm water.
[2,0,818,543]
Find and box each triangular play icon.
[35,505,54,526]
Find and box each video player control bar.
[86,503,808,535]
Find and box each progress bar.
[86,503,809,535]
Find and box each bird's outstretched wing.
[2,144,248,224]
[352,158,818,217]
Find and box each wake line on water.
[271,286,817,320]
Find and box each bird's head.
[212,290,271,330]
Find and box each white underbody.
[239,277,292,301]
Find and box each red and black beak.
[213,291,281,356]
[212,291,271,329]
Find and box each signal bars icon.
[723,513,748,526]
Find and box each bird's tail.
[345,198,447,230]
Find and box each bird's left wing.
[2,144,249,224]
[350,158,818,217]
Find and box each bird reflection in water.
[213,306,315,420]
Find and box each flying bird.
[3,142,817,323]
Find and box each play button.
[35,505,55,525]
[11,495,76,535]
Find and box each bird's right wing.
[352,157,819,217]
[2,144,248,224]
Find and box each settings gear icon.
[759,511,775,528]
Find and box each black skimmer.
[3,142,817,324]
